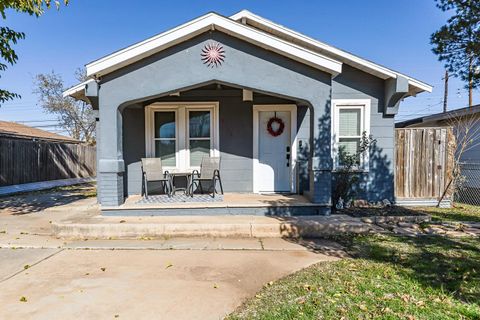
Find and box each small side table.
[170,171,192,195]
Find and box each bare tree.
[34,69,95,144]
[440,109,480,205]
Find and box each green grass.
[422,203,480,223]
[228,235,480,320]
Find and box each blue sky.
[0,0,477,135]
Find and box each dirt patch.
[339,206,429,218]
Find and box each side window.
[333,100,370,169]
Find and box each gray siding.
[332,64,395,201]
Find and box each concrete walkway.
[0,248,336,320]
[0,186,345,319]
[0,177,95,196]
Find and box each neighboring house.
[64,10,432,214]
[396,105,480,205]
[0,120,79,143]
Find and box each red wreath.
[267,117,285,137]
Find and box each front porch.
[102,193,323,216]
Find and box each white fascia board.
[62,80,88,98]
[231,10,432,93]
[86,13,342,77]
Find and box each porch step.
[51,215,378,239]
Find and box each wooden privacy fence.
[395,128,455,200]
[0,137,96,186]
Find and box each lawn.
[422,203,480,223]
[342,203,480,223]
[228,235,480,320]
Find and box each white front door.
[257,110,291,192]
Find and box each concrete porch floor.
[120,193,316,209]
[102,193,326,216]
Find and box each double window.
[146,103,218,170]
[332,99,371,170]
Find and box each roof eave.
[231,10,432,93]
[85,12,342,78]
[63,80,89,101]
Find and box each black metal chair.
[141,158,173,198]
[188,156,223,197]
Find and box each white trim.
[252,104,297,194]
[145,102,220,171]
[86,13,342,77]
[230,10,432,93]
[62,80,88,98]
[331,99,371,171]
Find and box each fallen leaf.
[165,263,173,269]
[416,300,425,307]
[359,304,368,311]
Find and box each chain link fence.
[455,162,480,206]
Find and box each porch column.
[97,105,125,206]
[308,98,332,215]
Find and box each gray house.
[65,10,432,215]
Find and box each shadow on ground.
[344,234,480,304]
[0,183,96,215]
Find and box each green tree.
[431,0,480,107]
[0,0,67,105]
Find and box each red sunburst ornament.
[201,42,225,67]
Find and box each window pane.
[155,140,176,166]
[190,140,210,166]
[339,109,361,136]
[154,112,176,138]
[338,138,360,166]
[189,111,210,138]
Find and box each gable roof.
[396,104,480,127]
[86,12,342,77]
[66,10,432,98]
[0,120,79,143]
[230,10,431,95]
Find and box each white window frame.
[186,108,213,168]
[145,102,220,171]
[331,99,371,171]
